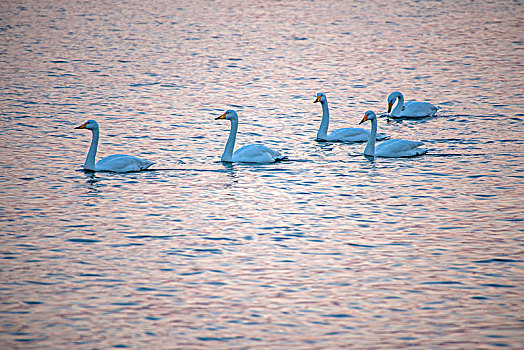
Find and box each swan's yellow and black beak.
[314,95,321,103]
[75,122,87,129]
[359,113,369,125]
[215,112,227,120]
[387,101,393,114]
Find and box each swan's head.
[215,110,238,121]
[387,91,403,113]
[314,93,327,103]
[74,119,99,130]
[359,110,376,124]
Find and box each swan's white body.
[216,110,285,163]
[360,111,427,158]
[314,93,386,142]
[75,120,154,172]
[387,91,437,118]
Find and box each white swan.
[215,110,285,163]
[74,120,154,172]
[314,93,386,142]
[387,91,437,118]
[359,111,428,157]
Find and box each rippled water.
[1,0,523,348]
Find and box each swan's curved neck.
[364,118,377,156]
[393,94,404,115]
[221,119,238,162]
[84,129,99,171]
[317,101,329,140]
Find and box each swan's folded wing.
[375,139,427,157]
[327,127,369,142]
[402,101,437,117]
[232,144,282,163]
[96,154,154,172]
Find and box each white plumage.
[215,110,285,163]
[74,120,154,172]
[359,111,428,158]
[387,91,437,118]
[314,93,387,142]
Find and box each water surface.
[0,0,523,348]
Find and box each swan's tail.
[275,156,289,162]
[140,160,155,170]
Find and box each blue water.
[1,0,523,348]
